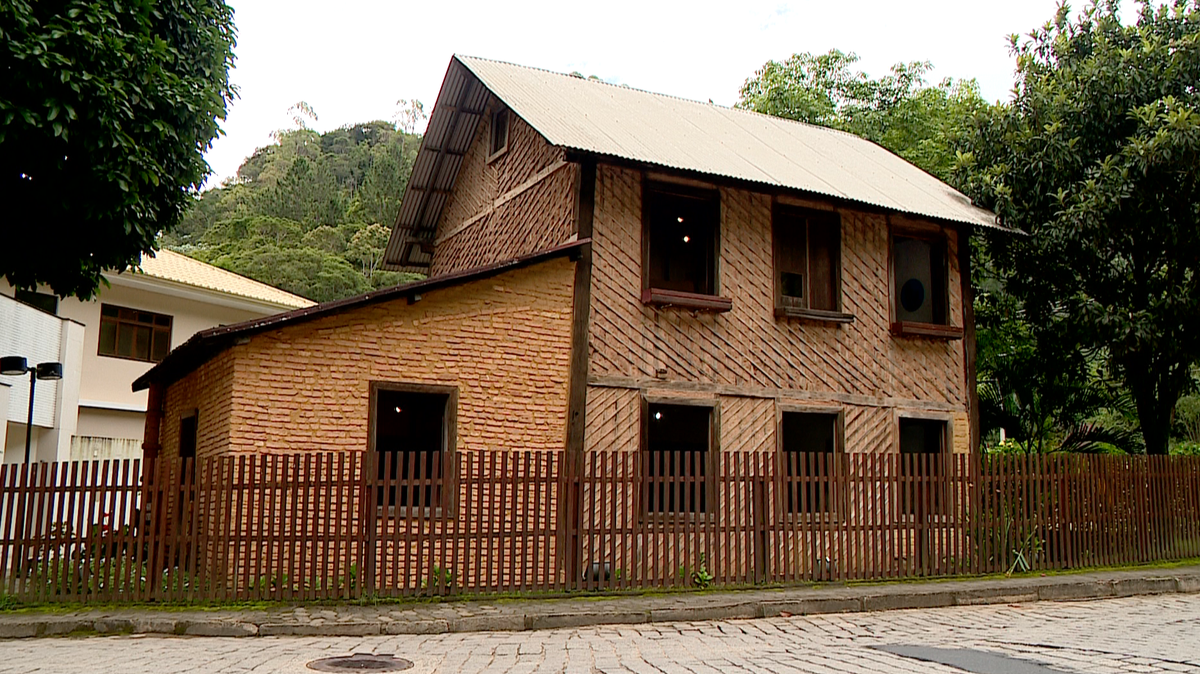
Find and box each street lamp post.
[0,356,63,463]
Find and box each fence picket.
[0,452,1197,603]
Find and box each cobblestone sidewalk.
[0,593,1197,673]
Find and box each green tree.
[173,114,423,300]
[737,49,989,180]
[1,0,236,298]
[956,0,1200,455]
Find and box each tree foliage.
[737,49,989,180]
[169,114,424,302]
[0,0,237,299]
[956,0,1200,455]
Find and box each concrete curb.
[1,568,1197,639]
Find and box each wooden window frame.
[638,394,720,524]
[487,106,510,162]
[887,224,963,340]
[772,204,854,324]
[97,303,174,363]
[895,411,953,454]
[776,403,844,523]
[367,381,459,519]
[640,176,732,312]
[895,412,954,520]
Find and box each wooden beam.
[564,150,1008,233]
[562,158,597,588]
[586,375,963,412]
[410,66,482,243]
[141,381,163,459]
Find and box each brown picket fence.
[0,451,1197,603]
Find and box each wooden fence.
[0,451,1197,603]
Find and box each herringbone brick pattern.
[431,102,573,276]
[589,165,964,403]
[586,164,969,456]
[435,164,577,274]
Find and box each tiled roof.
[128,249,315,310]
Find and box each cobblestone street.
[3,594,1198,673]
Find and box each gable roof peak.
[384,55,1001,273]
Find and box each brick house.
[135,55,1000,518]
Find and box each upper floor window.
[773,206,844,319]
[891,229,961,338]
[489,107,509,158]
[98,304,172,363]
[642,181,729,310]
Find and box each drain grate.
[306,653,414,672]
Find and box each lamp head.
[0,356,29,376]
[35,362,63,381]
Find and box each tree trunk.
[1131,380,1171,456]
[1142,419,1170,456]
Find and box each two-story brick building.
[135,56,1001,507]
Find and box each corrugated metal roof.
[459,55,999,230]
[385,58,488,272]
[384,55,1001,271]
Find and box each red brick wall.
[158,258,577,458]
[159,355,235,459]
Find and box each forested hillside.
[167,115,424,302]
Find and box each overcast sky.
[202,0,1107,187]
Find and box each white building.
[1,250,313,463]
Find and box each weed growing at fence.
[679,555,714,589]
[420,564,456,595]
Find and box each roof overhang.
[105,271,311,314]
[383,58,491,272]
[134,239,587,392]
[385,55,1010,274]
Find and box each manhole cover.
[306,653,413,672]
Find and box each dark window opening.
[898,418,946,515]
[781,412,838,514]
[490,107,509,156]
[373,388,450,511]
[178,412,198,460]
[98,304,173,363]
[15,290,57,315]
[893,236,948,325]
[645,403,710,514]
[644,184,719,297]
[774,208,841,312]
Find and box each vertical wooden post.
[957,225,980,453]
[562,158,597,589]
[360,449,377,599]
